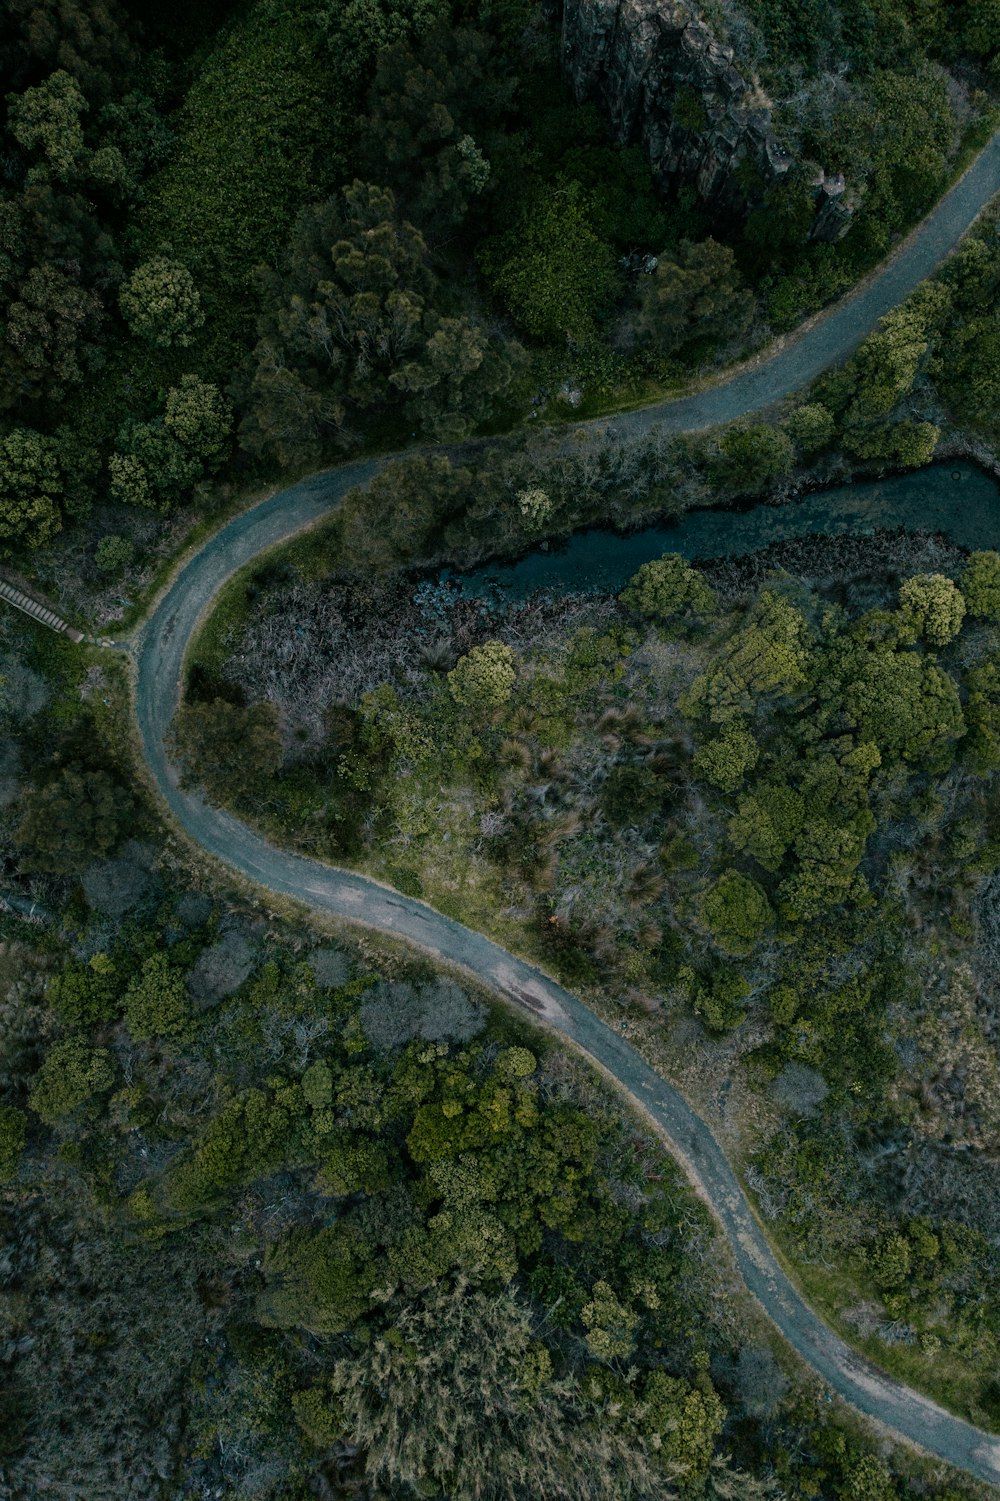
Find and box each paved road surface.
[131,135,1000,1483]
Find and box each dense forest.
[1,0,1000,608]
[7,0,1000,1496]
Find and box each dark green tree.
[16,766,133,873]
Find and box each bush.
[95,534,134,573]
[600,763,662,827]
[962,551,1000,621]
[0,1106,26,1180]
[620,553,715,626]
[29,1037,114,1123]
[700,871,773,955]
[122,953,193,1041]
[0,428,64,551]
[898,573,965,645]
[448,641,516,716]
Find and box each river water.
[446,461,999,603]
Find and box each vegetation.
[1,0,997,608]
[9,0,1000,1493]
[181,506,1000,1431]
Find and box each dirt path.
[128,134,1000,1483]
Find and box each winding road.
[130,134,1000,1484]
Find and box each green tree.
[1,262,103,407]
[871,1232,912,1291]
[243,180,515,461]
[581,1280,639,1360]
[962,551,1000,620]
[166,1088,292,1209]
[630,237,752,359]
[7,69,87,181]
[118,257,204,347]
[964,662,1000,773]
[963,0,1000,55]
[715,423,794,491]
[840,644,964,765]
[785,402,835,456]
[171,698,282,803]
[480,183,619,341]
[95,534,134,573]
[448,641,516,716]
[700,871,773,955]
[357,25,512,233]
[340,455,470,571]
[692,722,759,792]
[311,1278,670,1499]
[49,954,121,1028]
[109,420,200,511]
[258,1225,375,1334]
[898,573,965,645]
[729,780,805,872]
[682,592,809,724]
[620,553,715,627]
[163,375,232,465]
[0,1106,26,1180]
[639,1363,725,1482]
[16,767,133,873]
[843,418,940,468]
[122,953,193,1042]
[841,1454,897,1501]
[29,1037,114,1123]
[389,314,525,443]
[0,429,63,550]
[847,285,951,421]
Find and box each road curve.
[133,134,1000,1483]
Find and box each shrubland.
[177,515,1000,1426]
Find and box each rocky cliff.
[560,0,854,242]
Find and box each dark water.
[446,461,999,603]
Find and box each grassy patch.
[762,1220,1000,1431]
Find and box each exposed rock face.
[560,0,855,242]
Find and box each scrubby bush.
[448,641,516,716]
[700,871,773,955]
[898,573,965,645]
[29,1038,114,1123]
[360,979,485,1051]
[123,953,193,1041]
[963,551,1000,621]
[186,927,255,1010]
[620,553,715,627]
